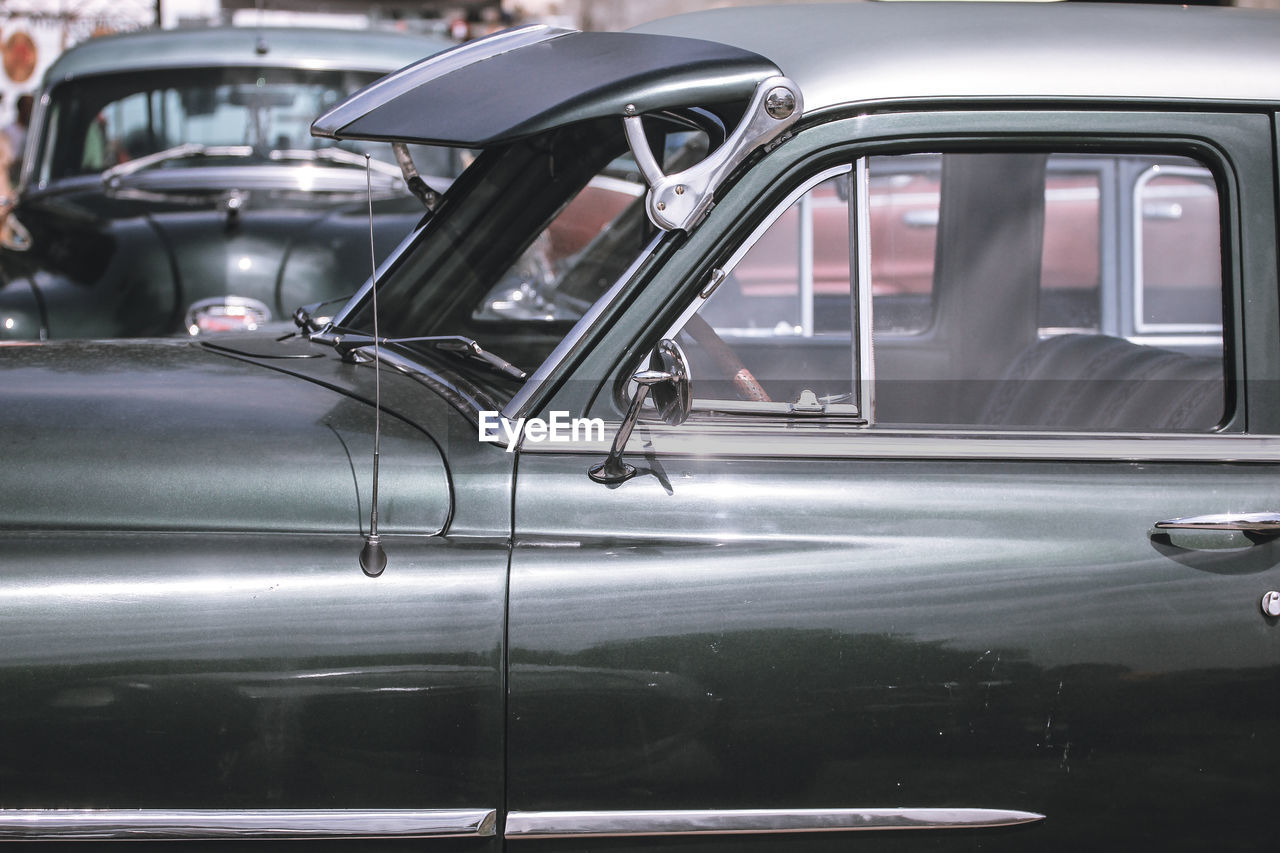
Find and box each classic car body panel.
[312,28,777,147]
[510,453,1280,849]
[0,337,511,851]
[498,72,1280,852]
[1,533,503,807]
[0,339,449,534]
[4,3,1280,851]
[631,2,1280,110]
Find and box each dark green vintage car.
[0,25,454,340]
[3,3,1279,851]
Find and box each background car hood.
[0,339,449,534]
[3,184,423,339]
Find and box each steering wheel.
[682,313,771,403]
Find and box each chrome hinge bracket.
[623,75,804,233]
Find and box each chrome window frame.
[854,156,875,423]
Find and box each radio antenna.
[359,153,387,577]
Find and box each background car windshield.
[35,67,455,184]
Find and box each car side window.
[670,149,1226,432]
[687,169,856,415]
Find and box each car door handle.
[1154,512,1280,534]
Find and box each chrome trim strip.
[504,807,1044,839]
[1155,511,1280,532]
[518,421,1280,463]
[0,809,497,841]
[347,343,503,420]
[854,156,875,423]
[798,189,815,336]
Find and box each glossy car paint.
[503,101,1280,853]
[0,338,509,853]
[2,3,1280,852]
[0,340,449,533]
[510,454,1280,851]
[631,2,1280,108]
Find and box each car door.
[0,352,506,852]
[505,109,1280,851]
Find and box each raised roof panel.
[312,26,779,147]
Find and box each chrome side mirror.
[589,339,690,484]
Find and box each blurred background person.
[4,94,33,184]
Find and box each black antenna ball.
[360,535,387,578]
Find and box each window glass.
[867,156,939,334]
[678,173,856,414]
[867,154,1110,335]
[1038,169,1103,332]
[472,172,647,323]
[1137,166,1222,330]
[473,129,709,325]
[39,67,456,183]
[669,149,1226,433]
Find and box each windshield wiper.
[102,144,255,183]
[271,147,403,178]
[322,331,527,381]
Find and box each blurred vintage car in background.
[0,25,455,340]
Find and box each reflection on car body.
[2,3,1280,852]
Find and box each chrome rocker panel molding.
[503,807,1045,839]
[0,809,498,841]
[518,422,1280,463]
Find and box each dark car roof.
[41,26,453,84]
[630,2,1280,112]
[313,25,778,147]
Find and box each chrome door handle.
[1154,512,1280,534]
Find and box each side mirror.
[589,339,690,484]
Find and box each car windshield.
[335,117,707,400]
[34,66,457,187]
